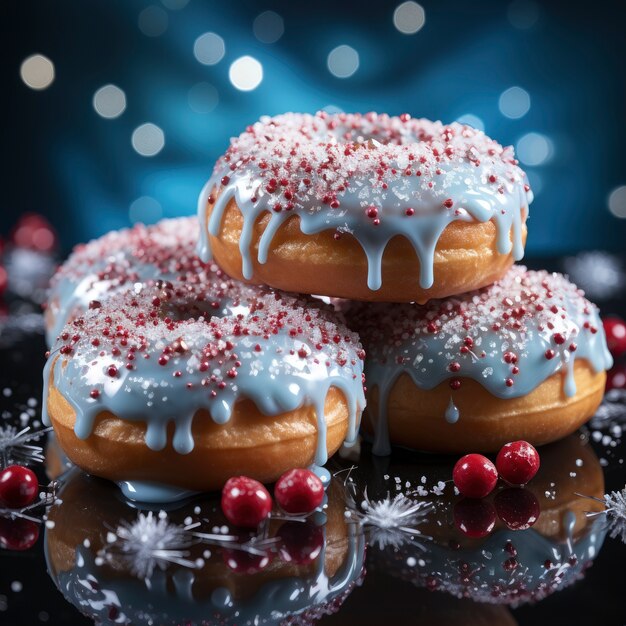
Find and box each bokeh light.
[393,2,426,35]
[193,32,225,66]
[229,56,263,91]
[92,84,126,119]
[20,54,55,90]
[129,196,163,224]
[131,123,165,157]
[253,11,284,44]
[188,82,219,114]
[608,185,626,219]
[455,113,485,132]
[6,1,625,256]
[516,132,553,166]
[507,0,541,29]
[498,86,531,119]
[327,45,359,78]
[138,5,168,37]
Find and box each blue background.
[3,0,626,254]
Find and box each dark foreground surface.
[0,254,625,625]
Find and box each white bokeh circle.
[393,2,426,34]
[327,45,359,78]
[131,123,165,157]
[193,32,225,65]
[20,54,55,90]
[229,56,263,91]
[93,84,127,119]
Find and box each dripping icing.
[353,267,613,455]
[197,112,533,291]
[43,281,365,498]
[445,398,460,424]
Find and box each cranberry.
[0,465,39,509]
[453,454,498,499]
[603,316,626,358]
[453,498,496,538]
[10,213,57,253]
[274,468,324,515]
[222,547,273,573]
[496,440,540,485]
[0,266,7,298]
[503,557,518,571]
[278,521,324,564]
[494,488,540,530]
[0,517,39,551]
[221,476,272,528]
[606,363,626,391]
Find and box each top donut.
[198,112,532,303]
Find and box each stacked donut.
[44,111,613,501]
[43,217,365,501]
[196,112,612,455]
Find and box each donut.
[198,112,532,303]
[43,267,365,501]
[45,217,209,346]
[351,266,613,454]
[357,434,606,607]
[45,469,365,626]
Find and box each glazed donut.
[363,434,606,607]
[198,112,531,303]
[46,470,365,626]
[45,217,210,346]
[351,266,613,454]
[43,269,365,502]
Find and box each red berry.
[603,316,626,358]
[496,440,540,485]
[11,213,57,253]
[221,476,272,528]
[278,521,324,564]
[494,488,540,530]
[274,468,324,515]
[222,547,273,573]
[503,556,518,571]
[0,266,7,298]
[0,465,38,509]
[453,498,496,538]
[0,517,40,551]
[606,363,626,391]
[453,454,498,499]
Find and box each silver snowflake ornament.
[581,486,626,544]
[99,511,198,581]
[0,424,51,468]
[603,488,626,543]
[347,490,432,551]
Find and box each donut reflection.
[348,434,606,607]
[44,470,365,625]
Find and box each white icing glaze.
[46,217,210,346]
[43,230,365,497]
[350,266,613,455]
[198,112,532,293]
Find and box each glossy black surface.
[0,256,625,625]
